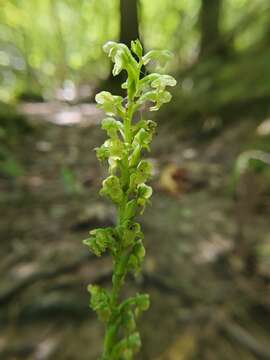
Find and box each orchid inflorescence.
[83,39,176,360]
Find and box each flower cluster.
[83,40,176,360]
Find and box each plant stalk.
[102,98,135,359]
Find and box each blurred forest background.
[1,0,270,359]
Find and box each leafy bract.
[131,39,143,59]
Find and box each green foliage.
[0,0,267,101]
[0,0,119,101]
[83,40,176,359]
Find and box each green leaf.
[131,39,143,59]
[129,144,141,168]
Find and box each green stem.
[124,102,134,144]
[88,41,175,360]
[102,100,135,359]
[102,321,118,359]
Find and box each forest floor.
[0,101,270,360]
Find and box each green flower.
[142,49,173,67]
[130,160,153,189]
[101,117,124,139]
[100,175,123,204]
[83,227,116,256]
[137,183,152,213]
[95,91,124,117]
[83,40,175,359]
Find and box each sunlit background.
[1,0,269,101]
[1,0,270,359]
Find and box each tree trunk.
[199,0,226,58]
[120,0,140,46]
[94,0,141,97]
